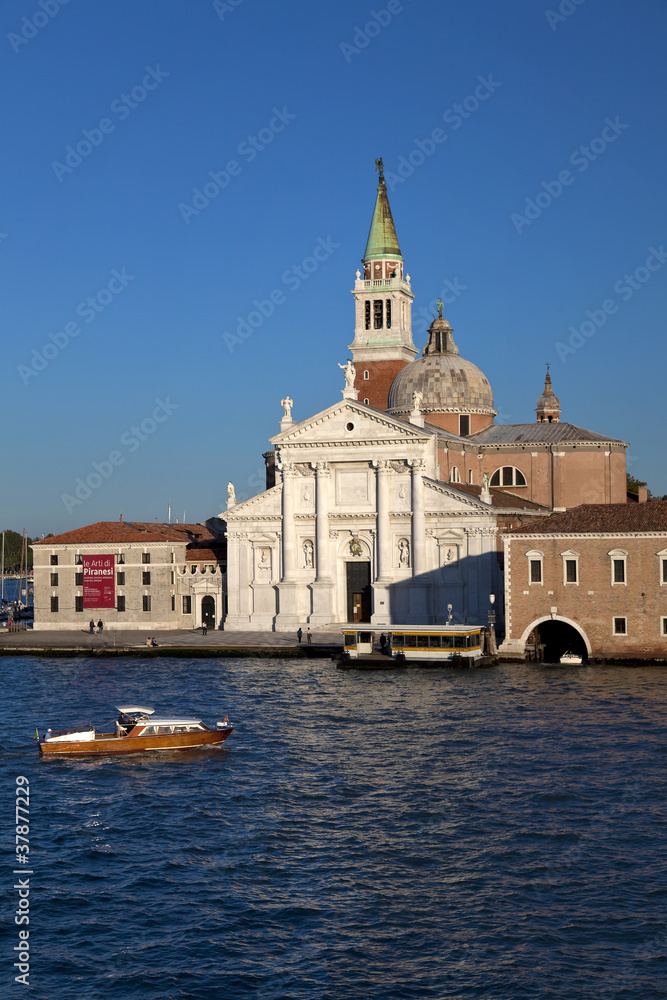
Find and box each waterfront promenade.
[0,627,343,656]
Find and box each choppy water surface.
[2,657,666,1000]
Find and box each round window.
[346,422,354,431]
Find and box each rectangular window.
[662,559,667,584]
[75,596,83,612]
[502,466,513,486]
[459,414,470,437]
[170,571,175,585]
[143,595,151,612]
[613,559,625,583]
[142,571,151,586]
[75,554,83,565]
[530,559,542,583]
[50,573,58,587]
[373,299,383,329]
[170,552,175,563]
[385,299,391,328]
[75,572,83,586]
[142,553,151,564]
[50,554,58,566]
[565,559,578,583]
[182,595,192,614]
[50,596,58,612]
[662,617,667,636]
[117,572,125,586]
[364,300,371,329]
[171,595,175,611]
[117,595,125,612]
[117,553,125,565]
[613,617,627,635]
[468,469,474,484]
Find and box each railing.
[362,278,409,289]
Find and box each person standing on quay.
[297,628,302,644]
[307,627,312,644]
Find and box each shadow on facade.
[386,551,502,627]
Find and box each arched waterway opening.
[525,617,589,663]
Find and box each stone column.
[310,462,334,625]
[411,459,426,577]
[281,463,297,581]
[276,464,300,630]
[371,460,392,625]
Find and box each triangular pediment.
[271,400,431,447]
[223,484,282,519]
[424,478,495,514]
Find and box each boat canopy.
[116,706,155,715]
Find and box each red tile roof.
[33,521,216,545]
[185,547,225,562]
[452,482,549,511]
[508,502,667,534]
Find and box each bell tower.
[536,365,561,423]
[348,159,417,409]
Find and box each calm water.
[2,657,666,1000]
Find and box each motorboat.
[39,705,234,756]
[559,652,583,665]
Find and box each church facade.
[224,161,627,632]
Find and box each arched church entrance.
[528,619,588,663]
[346,562,371,622]
[201,595,216,629]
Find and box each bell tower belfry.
[348,159,417,410]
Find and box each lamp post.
[447,603,453,624]
[487,594,497,656]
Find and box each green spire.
[362,158,403,262]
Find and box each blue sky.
[2,0,666,536]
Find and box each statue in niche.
[349,538,362,557]
[258,549,269,571]
[281,396,293,419]
[398,538,410,567]
[338,359,356,388]
[398,482,407,501]
[227,482,236,501]
[303,540,314,568]
[303,485,312,503]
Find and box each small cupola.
[423,300,458,356]
[535,366,561,423]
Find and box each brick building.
[499,503,667,661]
[32,520,226,631]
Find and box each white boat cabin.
[342,625,484,662]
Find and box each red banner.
[82,555,115,608]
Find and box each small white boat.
[560,651,583,665]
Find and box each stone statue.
[412,390,423,411]
[482,472,489,491]
[398,538,410,567]
[375,157,384,178]
[281,396,293,419]
[437,298,444,318]
[338,359,356,388]
[227,482,236,501]
[303,540,314,568]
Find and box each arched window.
[490,467,527,488]
[363,398,369,405]
[450,467,460,483]
[363,370,369,380]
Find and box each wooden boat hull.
[39,727,233,756]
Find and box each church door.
[346,563,371,622]
[201,595,215,628]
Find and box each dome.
[387,314,495,416]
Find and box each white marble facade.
[224,395,501,632]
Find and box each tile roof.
[452,482,549,511]
[468,422,628,446]
[33,521,216,545]
[186,547,226,562]
[508,502,667,534]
